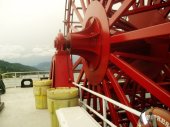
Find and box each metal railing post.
[37,72,40,79]
[15,72,17,87]
[102,99,107,127]
[79,87,82,102]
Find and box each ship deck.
[0,87,50,127]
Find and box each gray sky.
[0,0,65,65]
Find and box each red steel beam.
[109,0,135,27]
[147,0,152,5]
[73,57,82,70]
[86,0,90,6]
[115,18,136,31]
[102,80,119,126]
[100,0,104,5]
[80,0,86,15]
[114,52,170,63]
[105,0,113,14]
[123,2,170,16]
[72,2,83,25]
[68,0,73,34]
[106,69,138,126]
[110,22,170,44]
[139,0,144,7]
[109,54,170,108]
[76,68,84,84]
[132,2,137,9]
[162,6,170,17]
[155,0,162,4]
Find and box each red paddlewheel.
[62,0,170,126]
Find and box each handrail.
[1,71,49,79]
[1,71,49,76]
[73,82,141,127]
[1,71,50,88]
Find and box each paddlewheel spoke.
[73,57,82,70]
[102,79,119,126]
[106,69,138,126]
[109,0,135,27]
[72,2,84,25]
[76,67,84,84]
[105,0,113,14]
[109,54,170,108]
[110,22,170,44]
[86,0,90,6]
[80,0,86,15]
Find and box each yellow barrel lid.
[33,80,52,86]
[47,87,78,100]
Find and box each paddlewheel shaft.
[55,0,170,126]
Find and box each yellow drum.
[33,80,52,109]
[47,87,78,127]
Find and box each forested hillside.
[34,62,51,71]
[0,60,39,73]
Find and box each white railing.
[73,82,141,127]
[2,71,49,78]
[1,71,49,88]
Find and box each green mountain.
[34,62,51,71]
[0,60,39,74]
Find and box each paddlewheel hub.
[67,17,102,71]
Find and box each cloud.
[0,0,65,65]
[22,47,55,58]
[0,44,55,63]
[0,44,25,52]
[0,44,25,59]
[32,48,43,53]
[32,47,55,56]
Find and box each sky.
[0,0,65,65]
